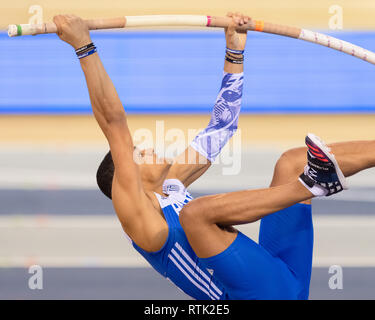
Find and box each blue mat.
[1,31,375,114]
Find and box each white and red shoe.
[299,133,348,197]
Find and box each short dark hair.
[96,151,114,199]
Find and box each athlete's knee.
[179,199,200,229]
[271,147,306,186]
[179,198,209,231]
[277,148,306,172]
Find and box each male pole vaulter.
[52,12,374,299]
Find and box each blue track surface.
[1,31,375,114]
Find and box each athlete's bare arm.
[168,13,249,187]
[53,14,168,251]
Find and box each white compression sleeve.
[190,72,244,162]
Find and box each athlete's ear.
[132,146,144,165]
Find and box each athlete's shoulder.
[111,178,169,252]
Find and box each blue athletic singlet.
[132,179,228,300]
[130,179,314,300]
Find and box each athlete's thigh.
[182,220,238,259]
[259,203,313,299]
[199,231,299,300]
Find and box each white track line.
[1,215,375,268]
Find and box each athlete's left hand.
[225,12,250,51]
[53,14,92,50]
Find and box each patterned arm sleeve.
[190,72,244,162]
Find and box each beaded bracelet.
[225,56,244,64]
[75,42,97,60]
[226,47,245,55]
[225,48,244,64]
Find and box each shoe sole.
[307,133,348,190]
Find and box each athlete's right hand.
[53,14,92,50]
[225,12,250,51]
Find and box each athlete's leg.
[180,179,313,258]
[199,231,301,299]
[180,135,347,260]
[259,151,314,299]
[259,204,313,299]
[260,139,375,299]
[271,139,375,186]
[180,134,349,299]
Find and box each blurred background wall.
[2,0,375,29]
[1,0,375,299]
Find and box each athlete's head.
[96,148,172,199]
[96,151,114,199]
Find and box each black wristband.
[75,42,95,54]
[226,51,244,60]
[75,42,97,60]
[225,47,244,64]
[225,56,244,64]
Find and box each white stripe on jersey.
[155,179,224,299]
[170,248,220,300]
[168,253,216,300]
[175,242,223,296]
